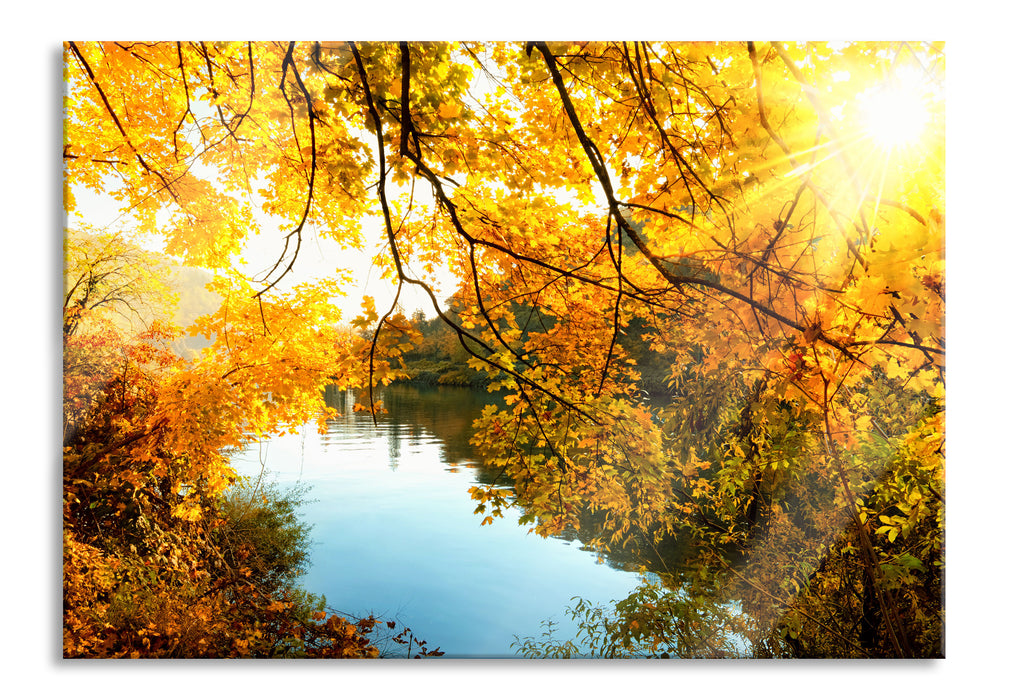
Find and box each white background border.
[9,4,1000,696]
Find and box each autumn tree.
[64,41,944,657]
[61,233,422,656]
[62,227,400,657]
[63,226,177,337]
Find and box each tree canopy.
[63,41,944,658]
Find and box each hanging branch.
[347,42,601,425]
[531,42,866,366]
[597,213,624,397]
[254,42,318,299]
[67,41,181,205]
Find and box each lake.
[231,383,644,658]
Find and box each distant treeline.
[393,308,494,388]
[390,305,675,395]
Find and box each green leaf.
[894,553,925,572]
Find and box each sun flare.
[858,78,930,149]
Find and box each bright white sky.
[69,178,445,323]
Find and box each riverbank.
[393,359,493,388]
[393,358,673,396]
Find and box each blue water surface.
[231,385,642,658]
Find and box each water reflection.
[233,383,643,657]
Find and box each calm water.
[231,384,643,658]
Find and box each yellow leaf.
[438,102,462,119]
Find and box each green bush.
[215,477,315,596]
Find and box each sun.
[857,74,930,150]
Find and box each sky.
[63,84,452,323]
[67,151,448,321]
